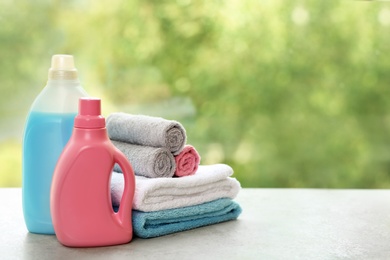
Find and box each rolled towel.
[111,164,241,211]
[130,198,242,238]
[106,113,186,155]
[174,145,201,177]
[112,140,176,178]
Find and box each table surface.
[1,188,390,260]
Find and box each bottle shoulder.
[30,82,88,113]
[57,142,116,177]
[67,134,115,153]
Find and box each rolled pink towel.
[174,145,201,177]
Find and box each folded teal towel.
[132,198,242,238]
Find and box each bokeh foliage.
[0,0,389,188]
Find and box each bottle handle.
[113,149,135,230]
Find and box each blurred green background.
[1,0,389,188]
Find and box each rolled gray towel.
[106,113,186,155]
[112,140,176,178]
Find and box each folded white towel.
[111,164,241,212]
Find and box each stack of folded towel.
[107,113,242,238]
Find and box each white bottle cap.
[48,54,78,80]
[51,55,75,70]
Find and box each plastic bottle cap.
[48,54,78,80]
[74,98,105,129]
[51,55,75,70]
[79,97,101,116]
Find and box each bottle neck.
[46,79,81,87]
[72,127,110,142]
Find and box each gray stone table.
[1,188,390,259]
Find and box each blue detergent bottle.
[22,55,88,234]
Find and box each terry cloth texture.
[106,112,186,155]
[131,198,242,238]
[174,145,201,177]
[112,140,175,178]
[111,164,241,211]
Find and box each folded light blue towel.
[131,198,242,238]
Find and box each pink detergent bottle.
[51,97,135,247]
